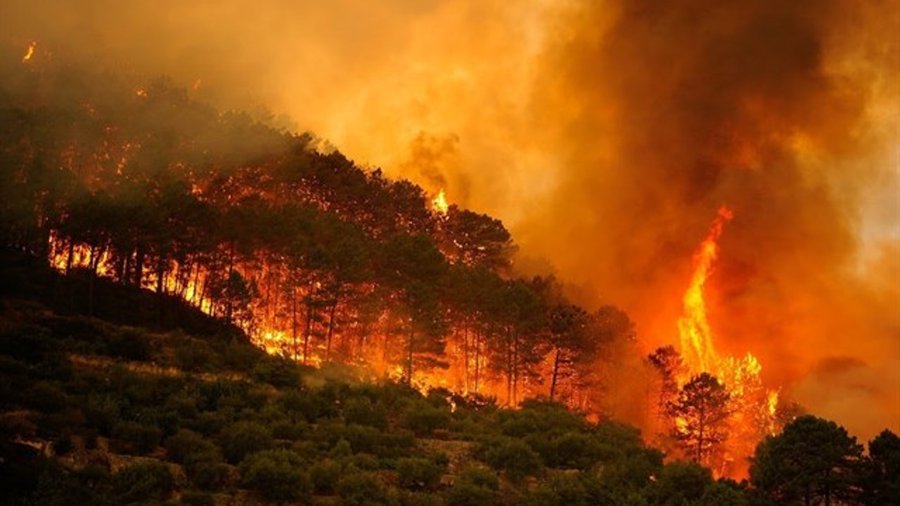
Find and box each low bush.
[111,461,174,504]
[239,449,312,503]
[396,457,445,491]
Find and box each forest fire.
[431,189,449,215]
[671,207,780,476]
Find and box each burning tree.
[667,372,732,464]
[662,206,781,475]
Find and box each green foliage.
[111,461,174,504]
[181,490,217,506]
[174,337,218,372]
[252,356,302,388]
[864,429,900,505]
[111,420,163,455]
[24,381,69,413]
[239,449,312,503]
[697,481,750,506]
[483,437,543,482]
[104,328,156,361]
[750,415,865,505]
[403,401,451,436]
[344,397,389,430]
[647,461,712,506]
[523,471,591,506]
[165,429,218,463]
[396,457,445,491]
[310,458,343,494]
[219,421,274,464]
[337,470,393,506]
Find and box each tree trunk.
[512,331,519,405]
[325,297,338,362]
[303,299,312,365]
[133,246,144,287]
[550,348,561,401]
[65,239,74,274]
[156,256,165,295]
[473,333,481,393]
[224,244,235,322]
[506,328,514,406]
[697,404,706,463]
[406,328,415,386]
[291,288,298,361]
[462,322,470,394]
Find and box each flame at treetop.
[678,206,733,374]
[431,189,449,215]
[674,206,780,476]
[22,41,36,62]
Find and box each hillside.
[0,249,740,505]
[1,57,898,506]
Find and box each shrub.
[222,338,263,373]
[396,457,445,491]
[445,482,497,506]
[484,438,543,482]
[524,471,590,506]
[24,381,69,413]
[83,394,122,435]
[111,461,174,504]
[444,467,500,506]
[404,404,450,436]
[181,490,216,506]
[546,432,604,470]
[310,458,342,494]
[278,390,320,423]
[111,420,162,455]
[344,397,389,430]
[271,420,309,440]
[252,357,301,388]
[104,328,155,361]
[0,324,53,363]
[185,455,231,492]
[219,421,273,464]
[337,471,390,506]
[456,466,499,490]
[174,338,218,372]
[165,429,218,464]
[239,449,312,503]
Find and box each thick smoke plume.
[2,0,897,438]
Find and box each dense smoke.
[2,0,897,438]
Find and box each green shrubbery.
[396,457,445,491]
[239,449,312,503]
[219,421,274,464]
[111,461,174,503]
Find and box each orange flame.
[22,42,37,63]
[431,188,449,215]
[677,206,733,374]
[673,207,780,476]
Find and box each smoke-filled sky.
[4,0,898,439]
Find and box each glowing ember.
[431,189,449,215]
[135,88,148,97]
[22,41,36,62]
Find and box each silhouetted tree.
[750,415,865,506]
[862,429,900,505]
[666,372,731,463]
